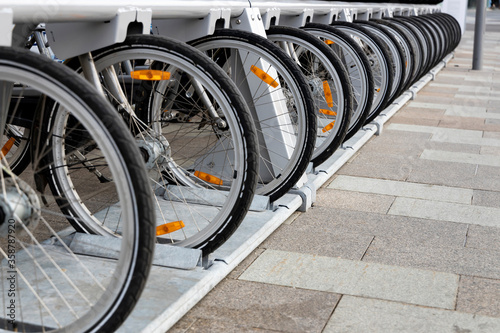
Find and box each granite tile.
[315,189,395,214]
[363,238,500,280]
[456,276,500,318]
[472,189,500,208]
[260,222,372,259]
[240,250,459,309]
[324,296,500,333]
[328,175,473,204]
[188,279,340,333]
[388,197,500,228]
[278,208,468,250]
[466,225,500,251]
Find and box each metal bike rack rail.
[1,1,454,331]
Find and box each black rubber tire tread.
[407,16,440,69]
[266,25,353,167]
[437,13,462,51]
[329,21,395,124]
[355,20,407,104]
[398,16,436,75]
[371,18,417,92]
[421,15,448,62]
[387,17,427,82]
[71,35,260,255]
[0,46,155,333]
[303,23,375,142]
[190,29,316,202]
[382,17,423,86]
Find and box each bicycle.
[0,46,155,332]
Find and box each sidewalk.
[169,10,500,332]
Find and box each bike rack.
[0,1,456,331]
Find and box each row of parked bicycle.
[0,4,460,332]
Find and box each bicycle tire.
[370,18,416,92]
[266,26,353,167]
[303,23,374,142]
[355,20,407,103]
[330,22,395,124]
[190,29,316,201]
[66,34,259,254]
[0,46,155,332]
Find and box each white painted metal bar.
[2,0,441,24]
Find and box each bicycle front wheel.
[0,46,155,332]
[191,29,317,201]
[67,35,259,254]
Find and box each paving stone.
[466,225,500,251]
[260,222,373,260]
[397,106,447,119]
[473,165,500,192]
[324,296,500,333]
[314,189,395,214]
[364,238,500,280]
[328,175,473,204]
[227,248,266,280]
[456,94,500,101]
[421,85,459,93]
[170,318,275,332]
[420,149,500,167]
[389,123,500,147]
[486,118,500,124]
[425,141,481,154]
[437,116,494,132]
[484,131,500,139]
[390,115,441,127]
[417,91,456,98]
[337,152,417,181]
[407,159,477,189]
[446,108,500,120]
[472,189,500,208]
[239,250,459,309]
[456,276,500,318]
[342,130,430,158]
[480,146,500,155]
[388,197,500,228]
[188,279,340,333]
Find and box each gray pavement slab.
[176,279,340,333]
[472,189,500,208]
[314,189,395,214]
[466,225,500,251]
[260,223,373,259]
[388,197,500,228]
[363,238,500,280]
[456,276,500,318]
[328,175,473,204]
[283,207,468,249]
[324,296,500,333]
[239,250,459,309]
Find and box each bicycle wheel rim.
[84,37,257,251]
[0,53,148,332]
[191,31,316,200]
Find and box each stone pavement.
[169,9,500,333]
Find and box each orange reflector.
[322,121,336,133]
[0,137,16,159]
[194,171,223,185]
[130,70,170,81]
[376,88,381,92]
[323,81,334,107]
[325,39,335,45]
[156,221,185,236]
[250,65,279,88]
[319,109,337,116]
